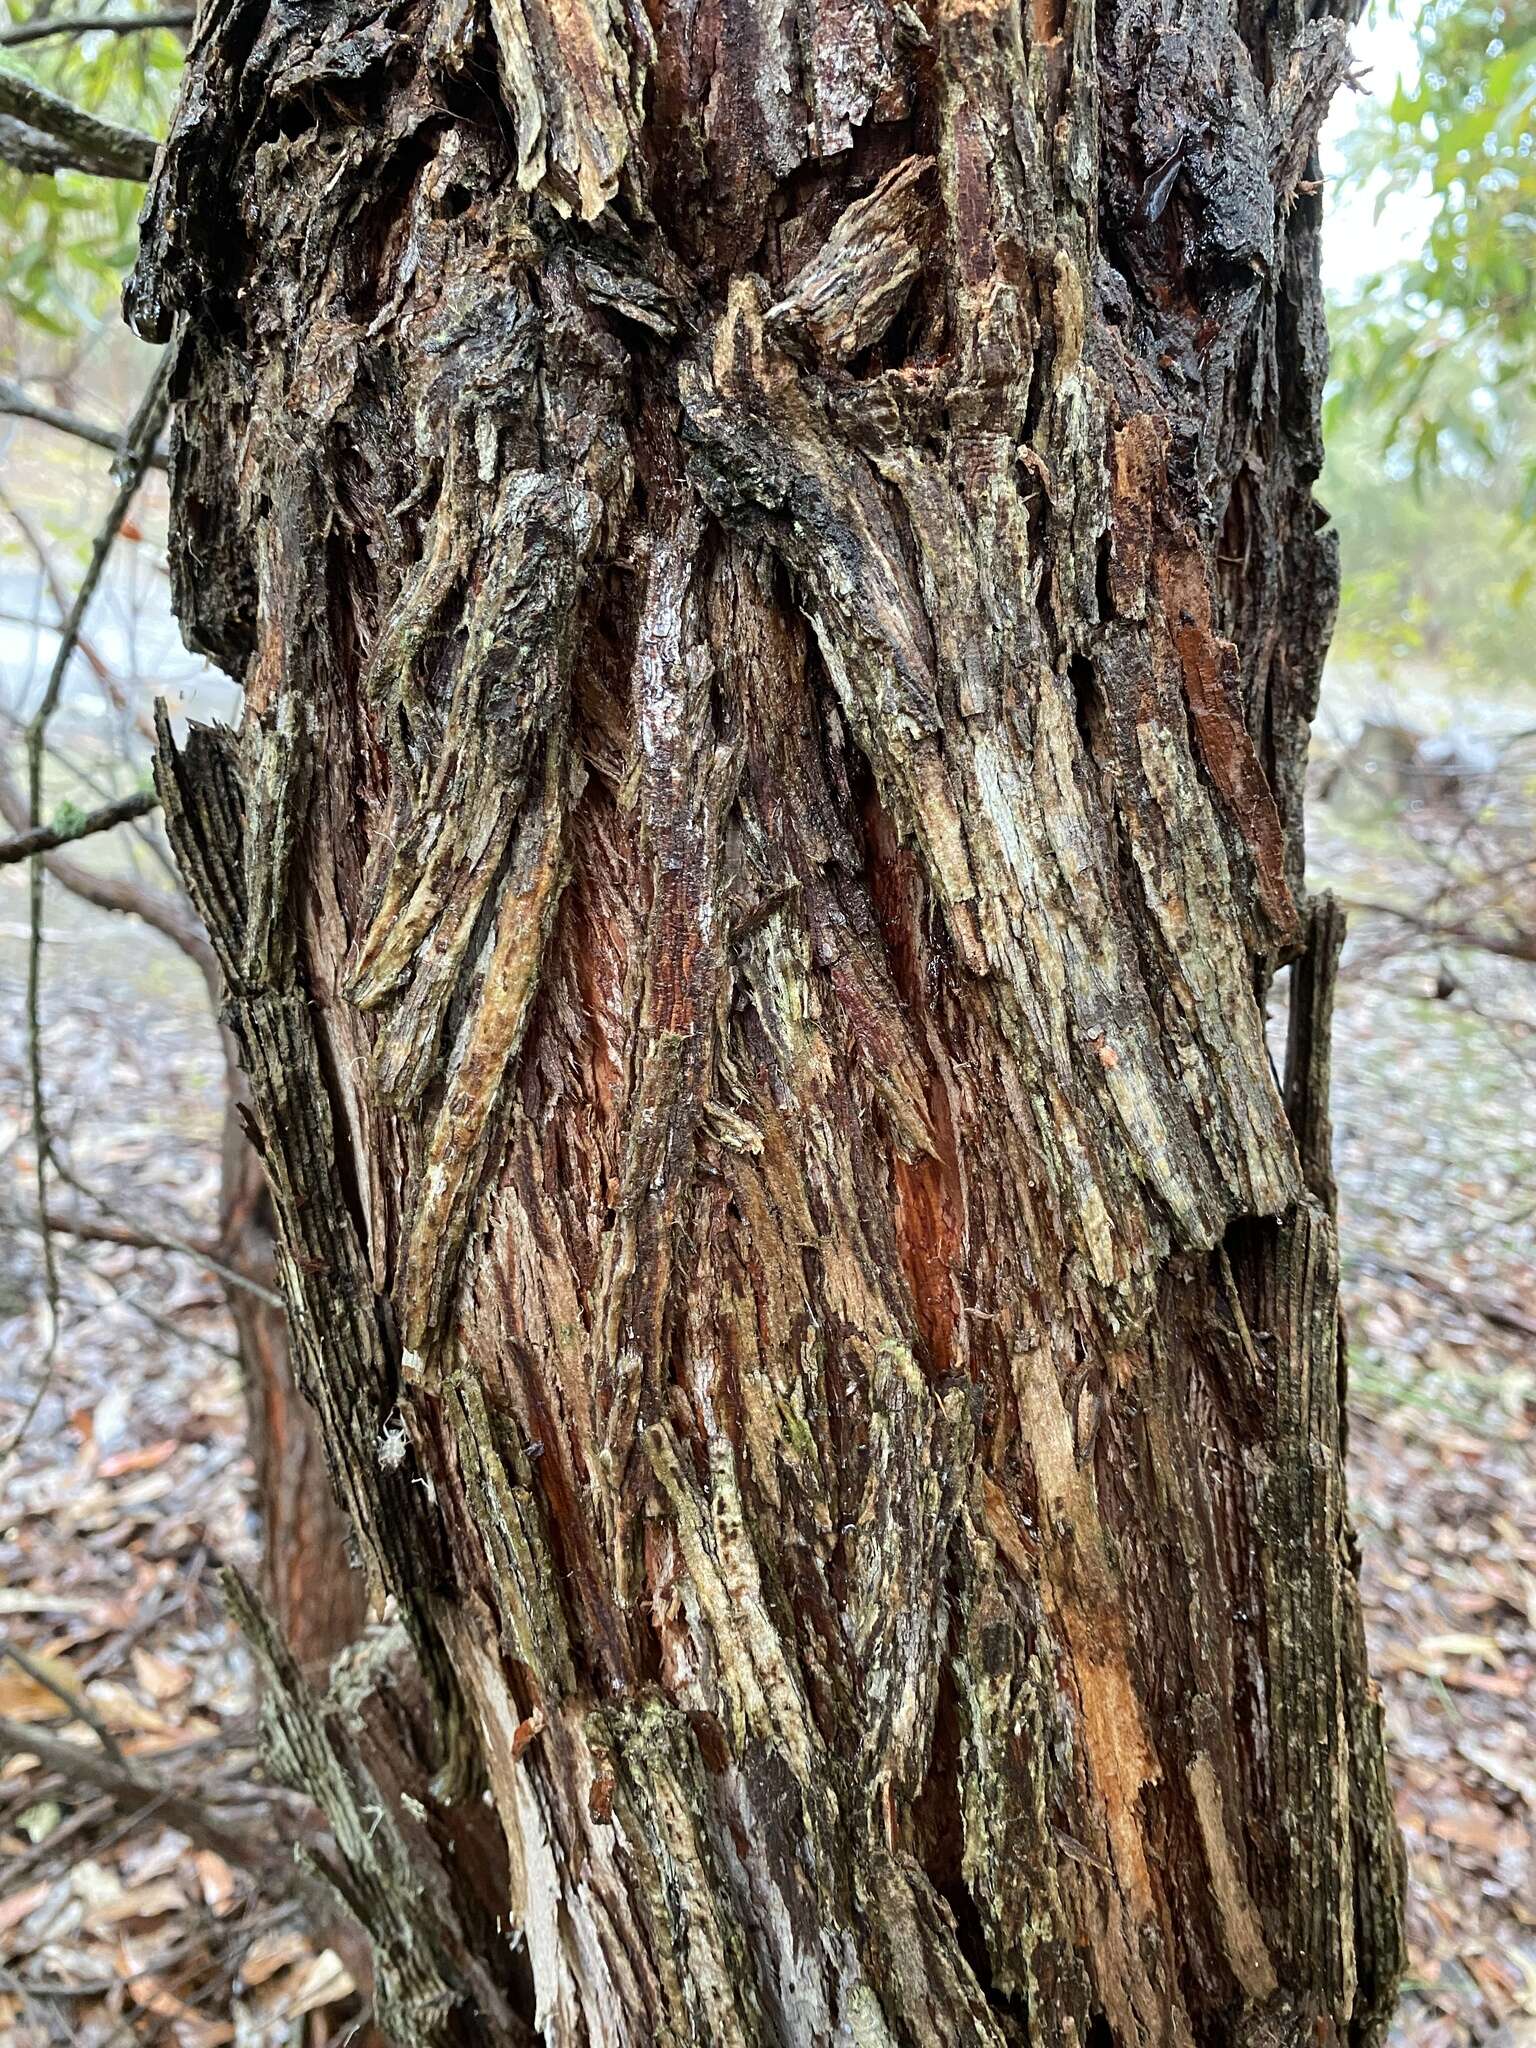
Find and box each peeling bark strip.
[135,0,1402,2041]
[224,1571,526,2048]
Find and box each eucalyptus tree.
[24,0,1408,2038]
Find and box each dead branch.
[0,11,194,50]
[32,1201,286,1310]
[0,486,126,699]
[0,787,158,867]
[0,376,169,471]
[1350,1249,1536,1342]
[0,759,214,981]
[0,64,156,179]
[8,352,175,1477]
[1341,894,1536,966]
[0,1639,127,1764]
[0,1713,313,1896]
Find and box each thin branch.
[0,480,177,889]
[0,1714,310,1892]
[44,1206,218,1258]
[1339,894,1536,966]
[0,1792,115,1893]
[0,606,114,688]
[0,375,168,470]
[0,758,215,981]
[6,352,175,1481]
[0,107,89,174]
[0,1968,117,2000]
[111,1276,243,1365]
[36,1201,287,1309]
[0,1341,54,1481]
[0,787,158,867]
[0,63,157,180]
[0,11,195,50]
[3,476,123,656]
[1349,1249,1536,1342]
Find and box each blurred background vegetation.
[0,7,180,331]
[1324,0,1536,688]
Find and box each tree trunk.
[129,0,1403,2040]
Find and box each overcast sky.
[1320,2,1430,297]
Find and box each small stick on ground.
[0,1639,127,1764]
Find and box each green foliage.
[0,5,183,333]
[1322,399,1536,686]
[1322,1,1536,688]
[1327,0,1536,502]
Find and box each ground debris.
[0,902,365,2048]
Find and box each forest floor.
[0,709,1532,2047]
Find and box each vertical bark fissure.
[134,0,1402,2041]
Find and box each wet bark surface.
[130,0,1404,2040]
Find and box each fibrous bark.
[131,0,1403,2041]
[217,1075,368,1668]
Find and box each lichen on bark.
[135,0,1404,2040]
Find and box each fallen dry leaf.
[237,1928,313,1989]
[0,1648,86,1723]
[191,1850,237,1916]
[0,1881,51,1936]
[97,1438,181,1480]
[1418,1632,1506,1667]
[1456,1736,1536,1809]
[118,1952,236,2047]
[1427,1806,1515,1856]
[91,1877,188,1928]
[279,1949,356,2018]
[131,1645,192,1703]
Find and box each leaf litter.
[0,861,365,2048]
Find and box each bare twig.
[33,1199,287,1309]
[0,63,157,179]
[0,1967,117,2000]
[5,352,175,1479]
[0,1639,127,1764]
[1350,1249,1536,1342]
[1340,894,1536,966]
[18,1233,246,1364]
[0,787,158,867]
[0,1714,309,1891]
[45,1205,215,1257]
[0,758,215,979]
[0,705,152,819]
[111,1277,243,1365]
[0,11,195,50]
[0,375,168,470]
[0,106,91,175]
[75,1580,188,1684]
[0,1792,115,1892]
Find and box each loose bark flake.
[135,0,1403,2042]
